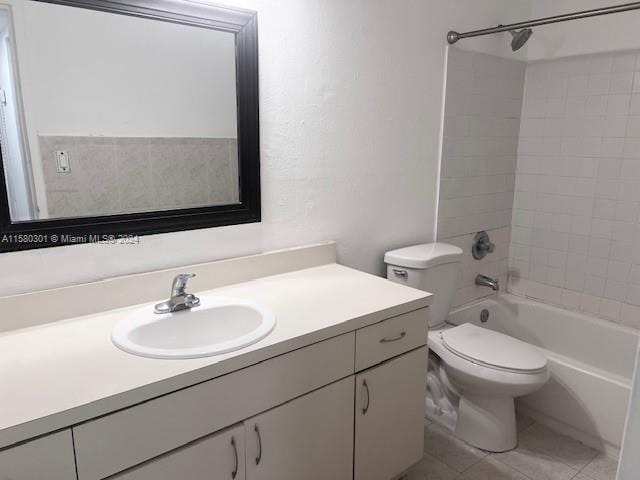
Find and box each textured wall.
[526,0,640,62]
[39,136,238,219]
[0,0,533,296]
[509,50,640,328]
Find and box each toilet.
[385,243,549,452]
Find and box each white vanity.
[0,244,431,480]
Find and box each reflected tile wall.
[438,48,525,307]
[437,47,526,240]
[39,136,239,219]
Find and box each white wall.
[17,1,237,138]
[0,0,532,297]
[527,0,640,62]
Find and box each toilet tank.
[384,243,463,327]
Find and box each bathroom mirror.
[0,0,260,251]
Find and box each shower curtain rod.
[447,1,640,45]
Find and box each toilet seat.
[440,324,547,374]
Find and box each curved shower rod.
[447,1,640,45]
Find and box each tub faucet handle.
[472,231,495,260]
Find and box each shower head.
[509,28,532,51]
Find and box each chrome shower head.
[509,28,532,51]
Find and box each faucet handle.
[472,231,495,260]
[171,273,196,297]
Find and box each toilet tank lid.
[384,243,463,269]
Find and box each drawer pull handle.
[393,269,408,278]
[231,437,238,479]
[362,379,370,415]
[254,424,262,465]
[380,332,406,343]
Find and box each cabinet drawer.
[0,430,76,480]
[111,424,244,480]
[74,333,354,480]
[355,308,428,371]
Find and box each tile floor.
[403,415,619,480]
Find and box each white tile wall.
[438,48,524,307]
[437,48,526,240]
[447,226,512,308]
[509,50,640,328]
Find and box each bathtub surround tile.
[441,226,511,308]
[508,49,640,329]
[40,136,239,219]
[581,454,619,480]
[620,303,640,328]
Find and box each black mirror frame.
[0,0,260,252]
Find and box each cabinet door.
[0,430,76,480]
[245,377,354,480]
[354,347,428,480]
[112,424,244,480]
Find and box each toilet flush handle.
[392,269,408,278]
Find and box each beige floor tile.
[493,443,579,480]
[518,423,599,470]
[573,474,598,480]
[516,411,535,433]
[458,456,529,480]
[581,454,619,480]
[405,453,459,480]
[423,422,487,473]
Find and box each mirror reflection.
[1,1,240,222]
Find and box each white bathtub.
[447,294,639,454]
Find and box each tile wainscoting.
[39,136,239,219]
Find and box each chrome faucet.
[475,274,499,291]
[154,274,201,314]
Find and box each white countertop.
[0,263,430,449]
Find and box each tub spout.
[476,274,499,291]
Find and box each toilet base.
[455,394,517,452]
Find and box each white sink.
[112,296,276,359]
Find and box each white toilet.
[385,243,549,452]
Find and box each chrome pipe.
[447,1,640,44]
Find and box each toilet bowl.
[385,242,549,452]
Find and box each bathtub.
[447,294,639,455]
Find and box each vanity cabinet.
[0,430,76,480]
[354,347,428,480]
[5,307,429,480]
[111,425,245,480]
[245,377,354,480]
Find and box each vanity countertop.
[0,262,431,449]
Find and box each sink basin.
[112,296,276,359]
